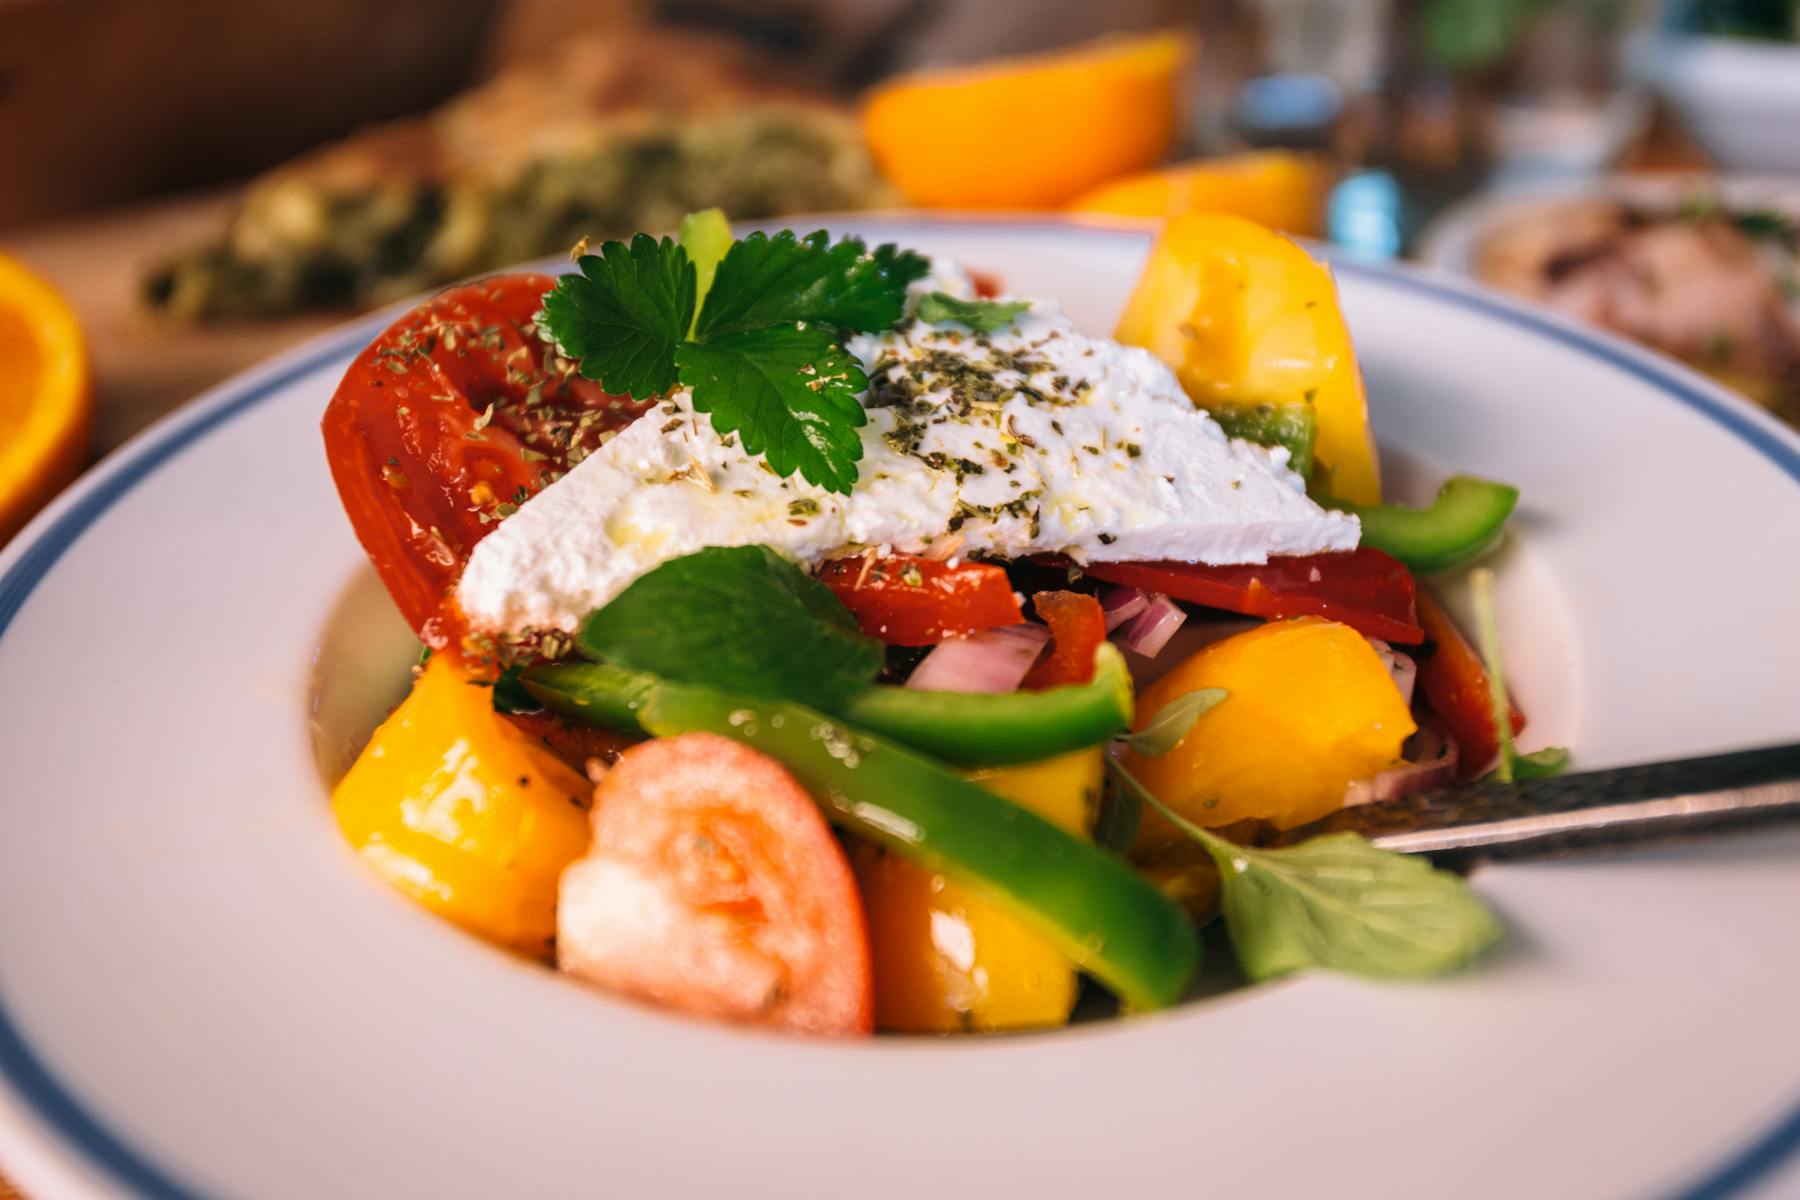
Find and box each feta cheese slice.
[456,271,1359,637]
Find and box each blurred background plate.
[0,219,1797,1199]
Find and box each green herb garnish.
[1117,688,1227,758]
[1108,760,1501,980]
[1732,208,1798,251]
[538,224,929,493]
[576,545,882,711]
[916,291,1031,333]
[678,208,733,332]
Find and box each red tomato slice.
[1022,591,1105,689]
[815,554,1025,646]
[321,274,647,642]
[1414,590,1526,779]
[1077,547,1424,644]
[557,733,873,1036]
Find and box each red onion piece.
[1367,638,1417,709]
[904,623,1051,694]
[1120,596,1187,658]
[1343,729,1459,807]
[1100,585,1152,631]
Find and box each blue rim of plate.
[0,219,1796,1200]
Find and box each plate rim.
[1,216,1797,1200]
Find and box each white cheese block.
[456,263,1359,636]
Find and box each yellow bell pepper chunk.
[1124,618,1414,838]
[332,656,593,959]
[1113,213,1383,505]
[855,747,1102,1033]
[861,31,1193,209]
[1067,151,1331,238]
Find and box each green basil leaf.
[577,546,882,710]
[536,234,694,399]
[1118,688,1227,757]
[915,291,1031,334]
[1205,832,1502,981]
[1107,760,1501,981]
[676,323,868,494]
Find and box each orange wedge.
[0,252,91,545]
[862,31,1195,210]
[1068,150,1331,237]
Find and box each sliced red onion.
[1343,728,1459,807]
[1367,638,1417,709]
[1100,585,1152,631]
[1120,596,1187,658]
[905,624,1051,694]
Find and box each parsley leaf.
[536,218,928,493]
[695,231,931,338]
[916,291,1031,333]
[577,546,882,711]
[537,235,695,398]
[676,323,868,493]
[1107,760,1501,980]
[678,208,733,332]
[874,242,933,289]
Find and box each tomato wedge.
[1414,589,1525,779]
[321,274,646,640]
[1077,547,1423,644]
[815,554,1025,645]
[556,733,873,1035]
[1022,591,1106,689]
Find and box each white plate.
[1415,172,1800,279]
[1,218,1798,1200]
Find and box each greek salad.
[322,211,1557,1036]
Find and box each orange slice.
[862,31,1195,210]
[1068,150,1331,237]
[0,252,91,545]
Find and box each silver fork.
[1277,742,1800,867]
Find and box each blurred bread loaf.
[144,28,896,320]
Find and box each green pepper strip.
[519,643,1135,767]
[640,681,1200,1010]
[1333,474,1519,575]
[1210,403,1317,478]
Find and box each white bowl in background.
[1630,32,1800,173]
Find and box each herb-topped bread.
[144,30,896,320]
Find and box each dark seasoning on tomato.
[322,274,648,657]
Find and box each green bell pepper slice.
[1210,402,1318,478]
[1334,474,1519,575]
[519,644,1135,766]
[639,681,1200,1011]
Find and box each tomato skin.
[815,554,1025,645]
[321,274,646,641]
[556,733,873,1036]
[1414,589,1525,779]
[1022,591,1106,689]
[1078,547,1423,644]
